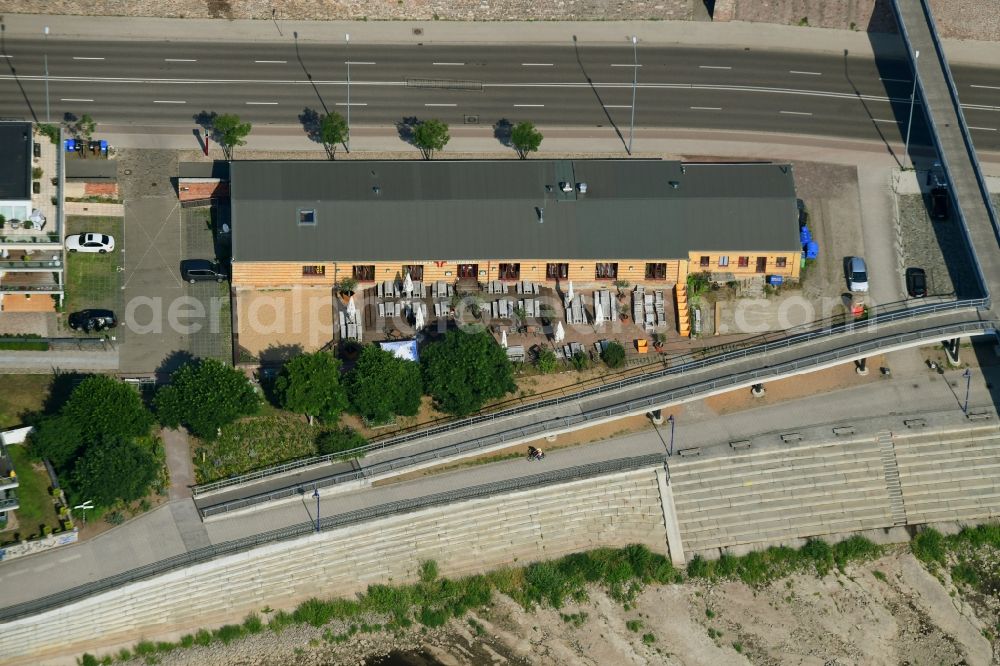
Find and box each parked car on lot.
[65,233,115,253]
[180,259,227,283]
[906,267,927,298]
[68,309,117,332]
[846,256,869,293]
[930,187,949,220]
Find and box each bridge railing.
[199,316,994,517]
[194,296,988,498]
[0,455,665,622]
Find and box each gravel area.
[897,193,979,299]
[7,0,998,40]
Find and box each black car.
[930,187,949,220]
[906,267,927,298]
[180,259,227,283]
[68,309,117,332]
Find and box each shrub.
[242,612,264,633]
[178,635,194,648]
[535,347,558,373]
[626,619,643,632]
[193,629,212,646]
[134,640,156,656]
[32,166,44,180]
[213,624,244,644]
[78,654,99,666]
[418,606,449,627]
[293,597,337,627]
[267,610,294,634]
[571,351,590,371]
[420,559,439,584]
[315,426,367,459]
[832,536,881,569]
[801,538,835,576]
[642,632,656,644]
[600,341,626,369]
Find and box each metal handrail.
[0,284,62,292]
[194,297,987,496]
[199,316,996,517]
[0,261,62,269]
[0,455,664,622]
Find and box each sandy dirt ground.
[129,548,996,666]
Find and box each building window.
[402,264,423,281]
[546,263,569,280]
[645,263,667,280]
[699,256,710,268]
[595,262,618,280]
[298,208,316,225]
[302,265,325,276]
[738,256,750,268]
[718,256,729,267]
[775,257,787,268]
[755,257,767,273]
[498,263,521,281]
[352,265,375,281]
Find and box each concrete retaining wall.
[0,468,667,664]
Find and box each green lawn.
[0,445,60,542]
[0,374,51,429]
[64,216,123,317]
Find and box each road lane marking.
[780,110,812,115]
[255,60,287,64]
[603,104,632,108]
[424,103,457,106]
[691,106,722,110]
[789,70,821,75]
[154,100,187,104]
[969,126,998,131]
[699,65,731,70]
[165,58,197,62]
[72,56,105,60]
[521,63,553,66]
[872,118,896,123]
[971,84,1000,90]
[0,55,12,59]
[433,62,465,66]
[610,64,642,67]
[346,61,376,65]
[514,104,544,107]
[246,101,278,105]
[60,98,93,102]
[335,102,368,106]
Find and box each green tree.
[315,426,367,459]
[347,346,423,424]
[510,121,543,159]
[69,113,96,142]
[155,359,260,439]
[601,341,626,369]
[273,352,348,425]
[412,119,450,160]
[70,438,158,507]
[29,414,83,469]
[535,347,558,374]
[319,111,348,159]
[421,330,515,416]
[212,113,253,161]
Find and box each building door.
[755,257,767,273]
[458,264,478,279]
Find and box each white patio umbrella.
[414,304,425,330]
[346,295,357,318]
[567,281,574,302]
[554,321,565,343]
[594,300,605,325]
[402,272,414,296]
[500,329,508,348]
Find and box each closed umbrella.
[567,281,574,302]
[402,272,414,297]
[594,300,604,326]
[554,321,565,343]
[346,295,357,318]
[414,304,425,330]
[500,329,508,348]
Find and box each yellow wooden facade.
[685,250,801,281]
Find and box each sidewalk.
[3,14,1000,66]
[0,349,994,610]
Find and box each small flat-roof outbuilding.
[0,121,32,201]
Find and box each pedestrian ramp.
[668,438,893,554]
[893,425,1000,525]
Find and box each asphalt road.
[1,39,998,149]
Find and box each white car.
[66,233,115,253]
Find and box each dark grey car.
[180,259,227,283]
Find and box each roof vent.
[560,182,573,193]
[545,185,553,193]
[669,181,680,189]
[373,185,381,195]
[536,207,545,224]
[576,182,588,194]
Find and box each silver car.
[847,256,869,293]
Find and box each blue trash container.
[805,240,819,259]
[64,138,75,152]
[768,275,784,287]
[799,225,812,244]
[100,139,108,153]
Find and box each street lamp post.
[628,35,638,156]
[962,368,972,415]
[312,487,320,532]
[904,50,920,169]
[43,26,50,123]
[345,33,351,153]
[667,414,675,457]
[74,500,94,527]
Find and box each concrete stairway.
[668,438,893,554]
[893,426,1000,525]
[877,432,908,526]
